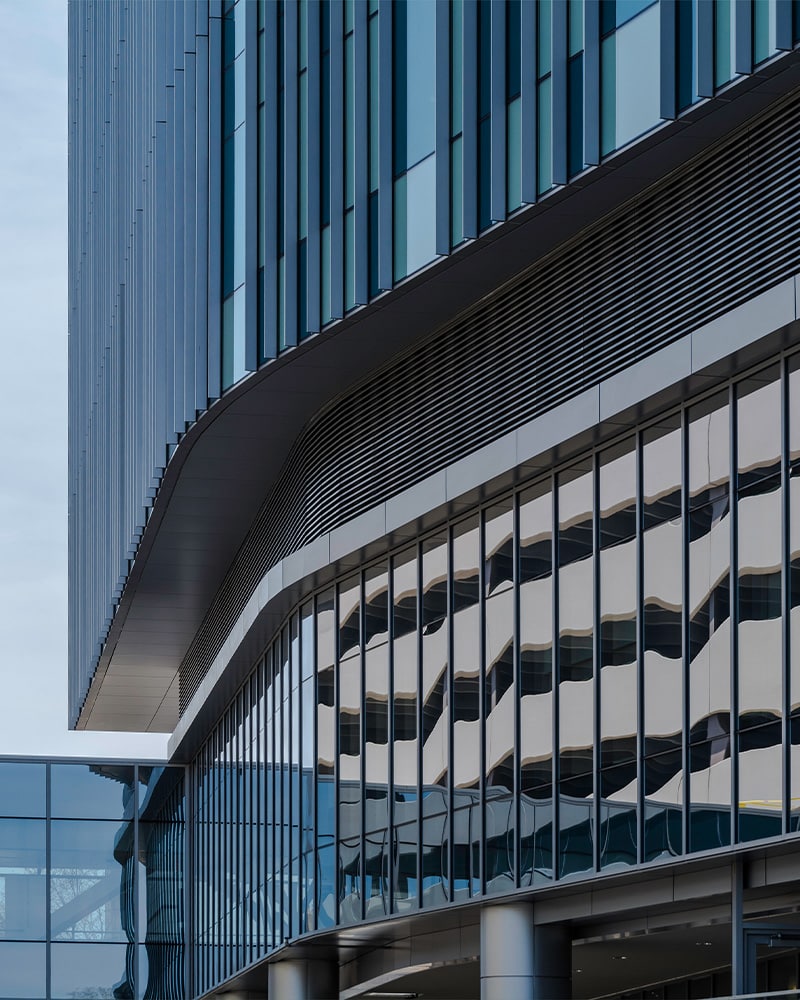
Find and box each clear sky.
[0,0,168,758]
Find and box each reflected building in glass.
[64,0,800,997]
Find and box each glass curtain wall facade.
[191,351,800,995]
[69,0,800,728]
[0,762,184,1000]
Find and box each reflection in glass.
[599,440,637,869]
[364,567,389,920]
[519,483,554,885]
[51,942,132,1000]
[338,577,362,925]
[138,766,185,998]
[790,356,800,830]
[300,602,315,934]
[0,819,46,941]
[643,417,684,860]
[484,504,514,895]
[51,820,131,943]
[737,369,783,841]
[392,548,418,912]
[51,763,135,821]
[421,533,449,907]
[316,589,337,931]
[688,394,731,849]
[558,461,595,877]
[452,517,481,901]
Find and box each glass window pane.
[0,762,46,818]
[484,501,515,897]
[452,517,481,901]
[392,547,418,913]
[51,764,135,820]
[451,136,464,247]
[537,76,552,195]
[404,153,438,280]
[714,0,736,88]
[644,749,684,861]
[51,820,133,942]
[451,0,463,136]
[643,417,683,758]
[601,4,661,156]
[0,941,46,999]
[421,532,448,907]
[519,482,554,883]
[507,97,522,214]
[599,440,637,869]
[51,942,133,1000]
[558,460,595,877]
[0,819,46,941]
[790,356,800,830]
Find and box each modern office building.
[62,0,800,996]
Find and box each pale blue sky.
[0,0,168,757]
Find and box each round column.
[480,903,571,1000]
[267,958,337,1000]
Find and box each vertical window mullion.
[730,383,740,846]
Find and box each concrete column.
[267,958,338,1000]
[480,903,571,1000]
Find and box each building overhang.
[76,53,800,733]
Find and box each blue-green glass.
[405,154,438,275]
[677,0,697,111]
[601,35,615,155]
[235,53,246,129]
[507,0,521,97]
[451,135,464,247]
[368,0,378,12]
[299,0,308,69]
[568,54,584,177]
[234,126,246,288]
[345,209,356,311]
[369,13,380,193]
[537,76,552,194]
[223,64,235,137]
[478,0,491,120]
[393,174,408,282]
[278,256,286,350]
[714,0,734,87]
[322,51,330,224]
[222,294,235,389]
[345,33,355,209]
[345,0,354,34]
[601,5,660,155]
[258,26,265,104]
[538,0,552,77]
[321,225,332,324]
[569,0,584,55]
[259,103,265,268]
[0,819,46,940]
[478,116,491,230]
[299,238,308,336]
[753,0,774,64]
[406,0,436,168]
[234,0,246,57]
[451,0,464,136]
[369,190,380,297]
[507,97,522,213]
[299,72,308,239]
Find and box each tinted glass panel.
[0,819,46,941]
[51,764,135,821]
[0,763,46,818]
[0,941,46,998]
[51,942,132,999]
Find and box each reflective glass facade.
[190,353,800,993]
[69,0,800,731]
[0,762,184,1000]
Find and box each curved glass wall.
[0,762,184,1000]
[191,350,800,995]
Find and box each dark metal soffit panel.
[78,55,800,732]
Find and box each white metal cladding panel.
[179,94,800,712]
[68,0,212,726]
